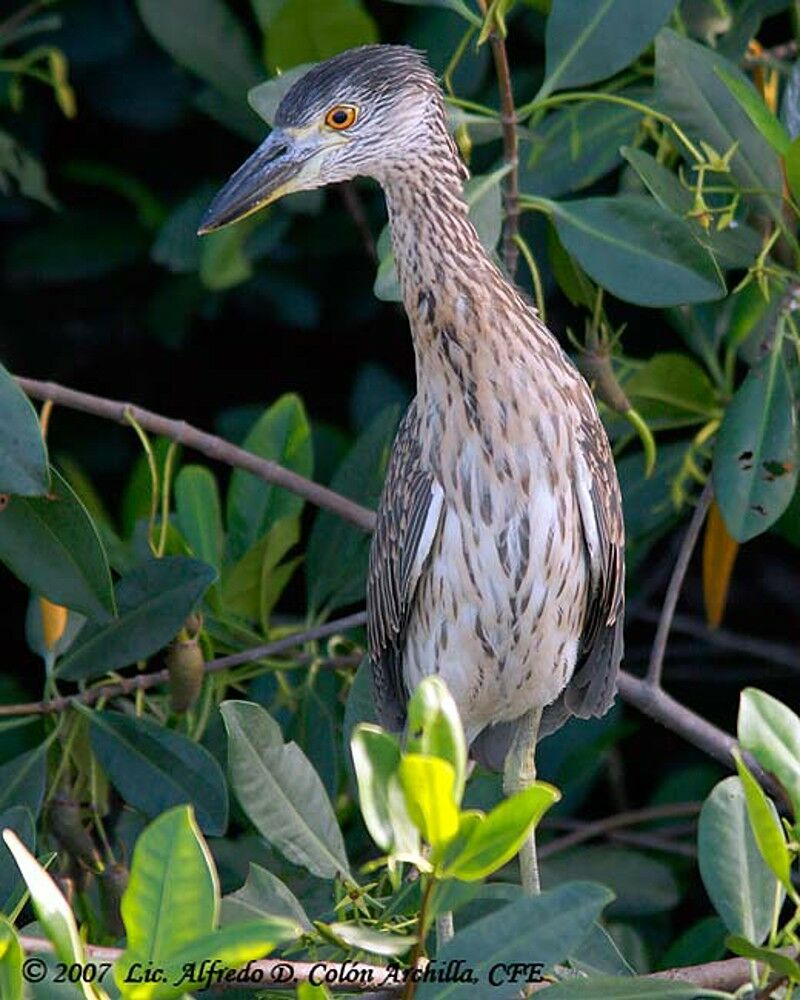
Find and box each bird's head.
[198,45,444,234]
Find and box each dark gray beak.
[198,129,302,234]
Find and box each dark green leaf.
[738,687,800,822]
[726,936,800,980]
[369,0,480,29]
[712,327,799,542]
[0,129,56,209]
[0,468,115,620]
[151,188,212,273]
[0,746,47,818]
[221,515,300,626]
[697,776,776,943]
[0,365,49,496]
[57,557,216,681]
[622,353,718,429]
[88,710,229,835]
[655,30,783,216]
[542,978,730,998]
[200,219,256,290]
[265,0,378,72]
[417,882,613,999]
[226,394,313,561]
[715,66,790,155]
[540,0,677,96]
[136,0,261,100]
[785,135,800,205]
[221,863,313,932]
[0,807,35,914]
[550,196,724,306]
[174,465,224,576]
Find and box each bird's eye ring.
[325,104,358,130]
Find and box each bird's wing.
[367,400,444,730]
[541,406,625,736]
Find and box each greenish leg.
[503,706,543,895]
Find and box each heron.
[199,45,625,897]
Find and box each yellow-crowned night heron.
[199,45,625,895]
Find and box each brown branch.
[17,377,376,533]
[646,482,713,686]
[476,0,520,278]
[0,612,366,717]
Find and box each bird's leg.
[503,706,543,895]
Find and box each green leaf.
[0,467,115,620]
[221,515,300,627]
[226,394,313,561]
[715,66,790,155]
[542,978,731,998]
[0,365,49,496]
[0,129,56,210]
[785,134,800,205]
[0,807,35,914]
[621,353,718,429]
[712,325,799,542]
[655,30,783,216]
[136,0,261,101]
[725,935,800,981]
[221,700,351,879]
[442,783,560,881]
[221,862,313,932]
[549,196,725,307]
[57,557,217,681]
[0,744,47,817]
[265,0,378,72]
[417,882,614,999]
[200,219,255,290]
[351,724,419,856]
[398,754,459,847]
[405,677,468,804]
[329,922,416,957]
[88,710,229,835]
[151,188,211,274]
[175,465,224,581]
[540,0,677,97]
[697,776,777,943]
[249,64,313,126]
[738,687,800,822]
[621,147,761,269]
[371,0,481,29]
[521,96,642,198]
[307,407,397,616]
[0,916,23,1000]
[2,831,92,998]
[732,750,792,894]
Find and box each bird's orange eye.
[325,105,358,130]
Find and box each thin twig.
[17,377,376,533]
[646,482,713,687]
[0,612,367,717]
[476,0,520,277]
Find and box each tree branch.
[646,482,713,686]
[0,612,366,717]
[17,377,376,533]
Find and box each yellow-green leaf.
[398,754,459,847]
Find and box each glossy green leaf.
[655,30,783,216]
[351,724,419,856]
[0,744,47,817]
[0,807,35,914]
[725,935,800,981]
[443,783,560,881]
[136,0,261,101]
[550,196,724,306]
[221,700,351,879]
[0,467,115,620]
[540,0,676,96]
[89,710,229,835]
[622,353,718,429]
[221,862,313,932]
[405,677,468,803]
[738,687,800,821]
[712,327,799,542]
[58,557,217,681]
[697,776,776,943]
[522,97,642,198]
[542,978,731,998]
[398,754,459,847]
[0,364,49,496]
[0,916,23,1000]
[265,0,378,72]
[175,466,224,574]
[417,882,614,999]
[307,406,398,616]
[2,831,91,997]
[621,147,761,269]
[732,750,792,894]
[329,922,416,957]
[226,394,313,561]
[715,66,790,155]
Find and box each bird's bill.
[198,129,313,234]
